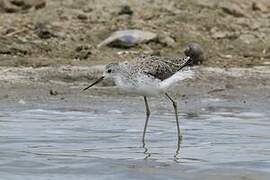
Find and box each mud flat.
[0,64,269,107]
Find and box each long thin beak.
[82,76,104,91]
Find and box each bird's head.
[103,63,121,78]
[82,63,120,91]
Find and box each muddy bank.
[0,0,270,68]
[0,65,269,114]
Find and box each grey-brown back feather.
[130,55,191,81]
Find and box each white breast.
[114,73,162,96]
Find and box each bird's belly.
[123,86,162,96]
[116,78,162,96]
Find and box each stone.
[10,0,24,7]
[118,5,133,16]
[74,45,92,60]
[184,43,204,65]
[98,30,157,48]
[49,89,58,96]
[35,22,56,39]
[34,0,46,10]
[0,0,20,12]
[252,2,269,13]
[18,99,26,105]
[77,13,88,20]
[0,0,46,13]
[219,2,245,17]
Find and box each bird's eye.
[107,69,112,73]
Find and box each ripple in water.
[0,102,270,179]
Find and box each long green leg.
[142,96,150,146]
[165,93,182,154]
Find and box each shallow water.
[0,97,270,179]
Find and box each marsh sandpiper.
[83,44,202,154]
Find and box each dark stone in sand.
[184,43,204,65]
[77,13,88,20]
[0,0,46,13]
[35,22,56,39]
[49,89,58,96]
[118,5,133,16]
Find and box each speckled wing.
[130,55,191,81]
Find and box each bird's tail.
[160,69,194,91]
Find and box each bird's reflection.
[142,137,182,161]
[142,139,151,159]
[174,138,182,162]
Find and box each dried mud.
[0,0,270,68]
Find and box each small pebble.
[18,99,26,105]
[49,89,58,96]
[77,13,88,20]
[118,5,133,16]
[184,43,204,65]
[35,22,56,39]
[252,2,269,12]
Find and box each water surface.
[0,97,270,179]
